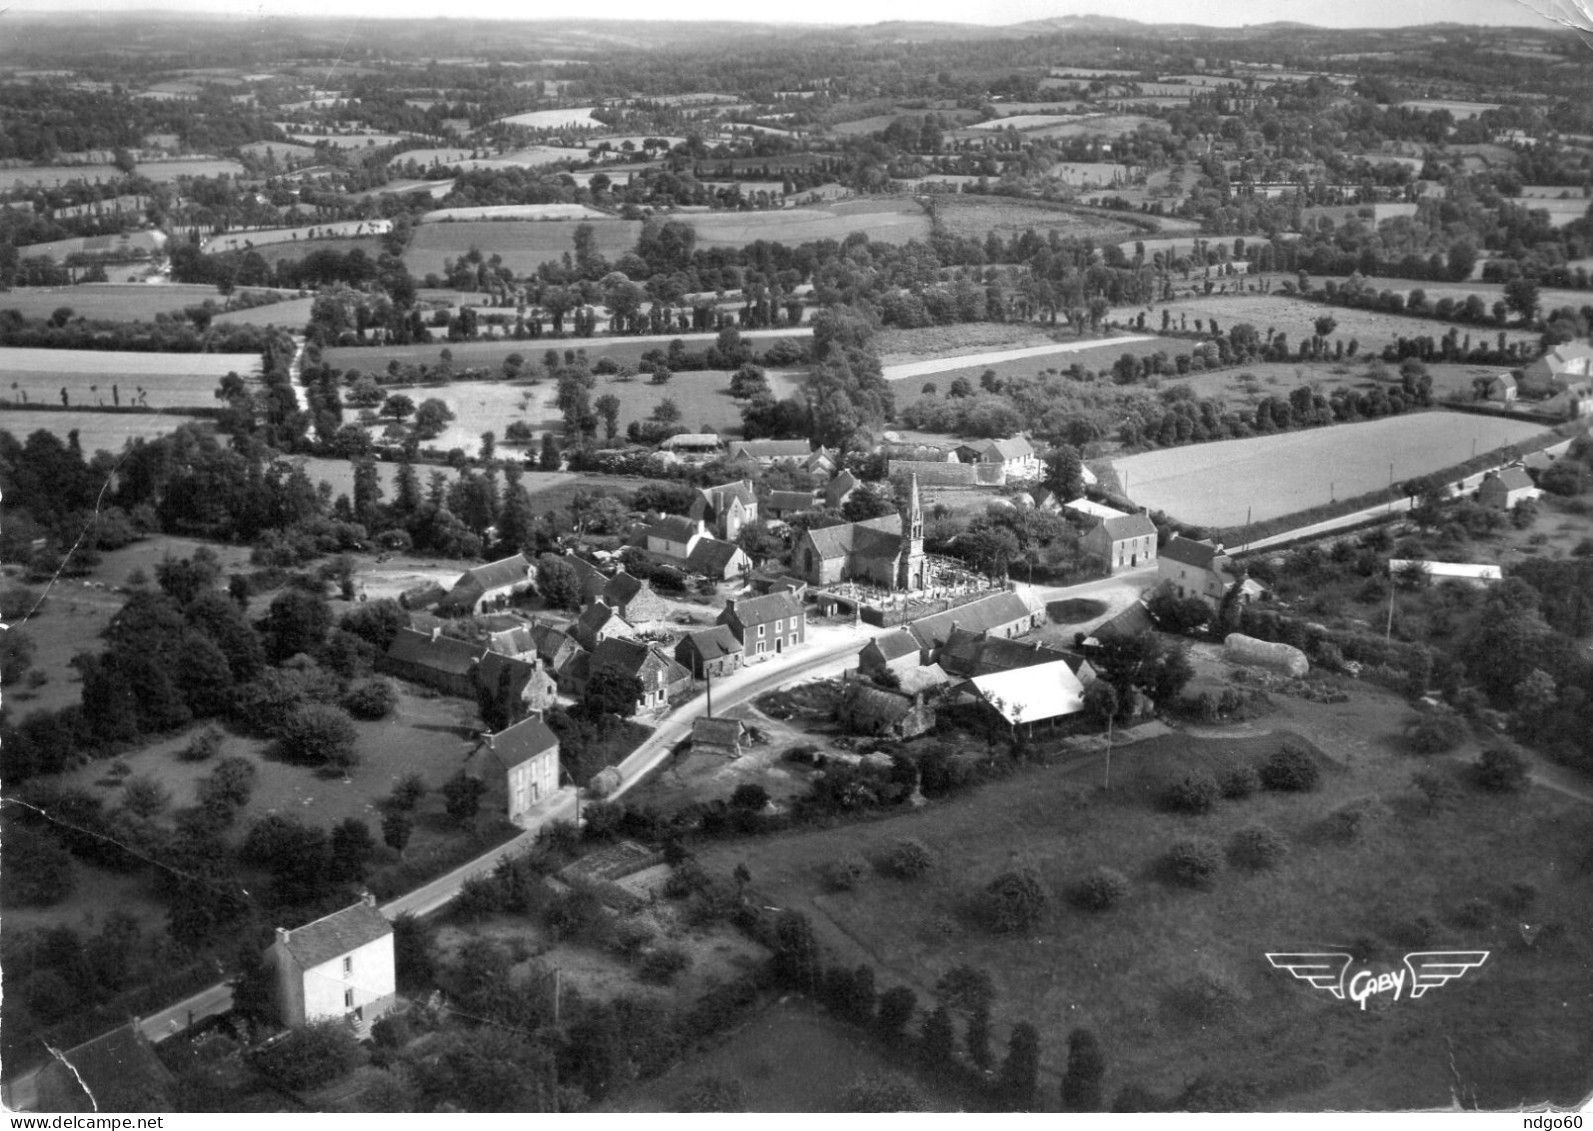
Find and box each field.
[1146,294,1544,354]
[1397,99,1502,119]
[1049,161,1129,187]
[933,195,1139,245]
[390,146,578,172]
[237,140,318,161]
[419,204,608,222]
[688,199,930,249]
[1017,114,1161,140]
[494,106,605,129]
[0,159,244,191]
[1170,358,1504,406]
[256,235,386,265]
[404,218,641,276]
[694,698,1593,1110]
[21,230,166,262]
[969,114,1079,131]
[202,220,391,252]
[1108,412,1550,527]
[882,334,1166,382]
[1313,275,1592,319]
[287,132,411,149]
[211,295,317,328]
[0,410,207,454]
[0,283,236,321]
[2,347,261,406]
[353,178,454,199]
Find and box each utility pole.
[1103,710,1115,790]
[704,667,712,718]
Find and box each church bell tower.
[897,473,926,591]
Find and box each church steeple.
[897,473,926,591]
[906,472,923,543]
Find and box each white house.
[268,894,395,1038]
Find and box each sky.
[5,0,1585,28]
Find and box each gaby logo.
[1266,951,1490,1010]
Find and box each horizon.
[1,0,1579,31]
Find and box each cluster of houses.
[1484,341,1593,418]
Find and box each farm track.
[881,334,1160,381]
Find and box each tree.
[996,1022,1041,1111]
[278,703,359,771]
[984,866,1049,931]
[121,775,172,819]
[1475,744,1529,792]
[730,364,771,401]
[966,1000,993,1070]
[443,772,488,826]
[580,670,643,720]
[1061,1029,1107,1111]
[229,943,277,1026]
[330,817,376,882]
[535,553,582,611]
[264,588,331,662]
[155,551,222,606]
[1043,445,1085,502]
[772,910,821,992]
[382,809,413,856]
[918,1003,955,1069]
[539,432,560,471]
[877,985,917,1042]
[594,393,622,440]
[414,398,456,440]
[254,1019,362,1091]
[382,393,415,421]
[1083,679,1120,726]
[1503,277,1540,324]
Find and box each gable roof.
[907,590,1034,650]
[1095,513,1158,541]
[803,513,902,561]
[530,622,580,662]
[659,432,724,449]
[483,713,559,770]
[384,628,487,675]
[457,553,531,594]
[576,601,633,638]
[724,590,804,626]
[562,551,608,586]
[476,650,543,698]
[965,659,1086,723]
[897,662,952,695]
[1488,466,1534,491]
[703,480,757,509]
[865,630,921,662]
[1160,534,1229,570]
[983,436,1035,460]
[646,515,702,544]
[42,1023,172,1112]
[728,439,813,461]
[939,626,1073,677]
[278,899,392,971]
[678,624,743,661]
[687,537,747,576]
[842,681,917,724]
[485,624,536,656]
[1093,599,1155,640]
[691,716,746,747]
[603,569,644,607]
[591,636,687,684]
[766,489,819,512]
[1065,497,1129,520]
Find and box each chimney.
[725,598,736,615]
[431,626,441,642]
[361,891,377,908]
[275,927,290,946]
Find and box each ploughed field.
[1107,412,1549,528]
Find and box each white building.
[268,894,395,1039]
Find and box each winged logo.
[1266,952,1354,999]
[1403,951,1490,998]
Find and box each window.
[343,956,352,976]
[774,619,783,632]
[344,989,354,1008]
[758,625,765,637]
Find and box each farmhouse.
[438,553,535,615]
[1519,341,1593,396]
[674,624,744,679]
[796,474,927,591]
[1477,467,1539,510]
[690,715,748,757]
[726,438,813,467]
[465,713,561,824]
[764,489,820,520]
[858,629,923,677]
[938,626,1094,683]
[1080,512,1158,572]
[959,659,1087,731]
[379,628,487,697]
[267,894,395,1039]
[838,678,937,739]
[718,590,806,658]
[1159,535,1239,608]
[27,1023,173,1112]
[474,650,558,718]
[686,536,751,580]
[905,590,1041,658]
[1484,373,1517,403]
[691,480,759,540]
[601,569,669,624]
[644,514,705,560]
[952,435,1042,482]
[573,601,637,650]
[582,637,692,710]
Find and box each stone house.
[267,895,395,1039]
[601,569,669,624]
[857,630,923,678]
[1159,534,1239,609]
[690,715,748,757]
[1080,512,1158,572]
[582,637,692,710]
[905,590,1043,660]
[465,713,561,824]
[438,553,534,616]
[718,590,806,659]
[691,480,759,540]
[474,650,558,719]
[1477,467,1539,510]
[643,515,705,561]
[952,435,1042,482]
[686,537,752,581]
[573,601,638,651]
[379,628,487,698]
[674,624,744,679]
[837,676,937,739]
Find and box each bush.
[278,703,360,771]
[824,853,869,892]
[252,1019,361,1090]
[342,678,397,720]
[729,783,769,811]
[1166,837,1222,887]
[1324,796,1387,843]
[180,725,225,762]
[1218,764,1260,799]
[386,773,426,811]
[1405,712,1465,754]
[1259,743,1320,792]
[1072,866,1129,911]
[1475,745,1529,792]
[984,866,1050,932]
[639,945,693,985]
[882,837,933,879]
[1227,824,1289,870]
[1161,770,1220,814]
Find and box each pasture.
[1108,412,1548,527]
[694,715,1593,1110]
[0,159,244,191]
[404,218,641,276]
[932,195,1139,244]
[969,114,1079,131]
[237,140,318,161]
[20,231,166,262]
[391,146,578,172]
[256,235,387,265]
[1023,114,1161,140]
[0,410,207,455]
[883,334,1167,382]
[353,178,454,199]
[212,295,317,328]
[1146,294,1543,354]
[1314,275,1592,320]
[1397,99,1502,119]
[288,132,411,149]
[495,107,605,129]
[688,199,930,249]
[2,348,260,410]
[419,204,608,222]
[203,220,392,253]
[0,283,229,321]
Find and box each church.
[795,474,928,591]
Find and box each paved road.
[139,982,235,1045]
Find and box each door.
[775,638,783,654]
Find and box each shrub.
[1475,745,1529,792]
[1161,770,1220,814]
[342,678,397,720]
[824,853,869,892]
[1218,764,1260,799]
[1260,742,1320,792]
[1405,712,1465,754]
[639,944,693,985]
[984,866,1050,932]
[1166,837,1222,887]
[1227,824,1289,870]
[1324,796,1387,843]
[180,725,225,762]
[613,917,656,958]
[882,837,933,879]
[277,703,359,770]
[386,773,426,811]
[252,1019,361,1090]
[1073,866,1129,911]
[729,783,769,811]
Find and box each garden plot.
[2,348,261,410]
[1108,412,1549,528]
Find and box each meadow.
[287,132,411,150]
[203,220,392,252]
[0,283,234,321]
[2,348,261,409]
[390,145,578,172]
[237,140,319,161]
[688,199,930,249]
[1108,412,1549,527]
[0,159,244,191]
[933,195,1139,244]
[882,334,1168,383]
[1396,99,1502,119]
[1147,294,1543,354]
[695,710,1593,1110]
[494,106,606,129]
[419,204,608,222]
[211,295,317,328]
[404,218,641,276]
[324,328,808,376]
[0,409,206,456]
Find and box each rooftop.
[278,898,391,971]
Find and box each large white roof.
[965,660,1086,724]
